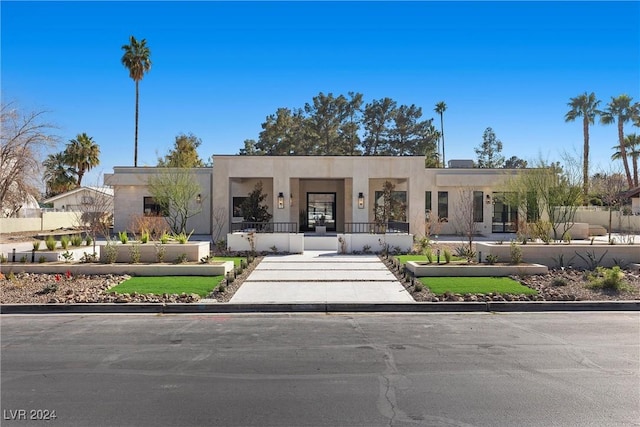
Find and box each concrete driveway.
[230,251,413,303]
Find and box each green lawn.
[418,276,538,296]
[213,256,245,268]
[109,276,224,297]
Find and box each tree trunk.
[134,80,139,167]
[617,120,633,188]
[582,116,589,204]
[440,112,445,168]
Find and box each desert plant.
[160,232,170,244]
[587,266,628,291]
[80,252,98,263]
[70,234,83,247]
[414,282,424,292]
[103,241,118,264]
[485,254,499,265]
[575,250,608,271]
[38,256,46,263]
[270,245,278,253]
[60,235,70,250]
[140,230,150,244]
[61,250,74,263]
[362,244,372,254]
[509,241,523,265]
[551,277,568,286]
[174,230,193,244]
[19,255,27,263]
[454,245,475,262]
[118,231,129,244]
[7,271,16,281]
[85,234,93,246]
[551,253,576,269]
[424,247,433,263]
[32,240,41,250]
[200,254,213,264]
[0,253,7,263]
[129,243,141,263]
[45,235,57,251]
[443,249,452,263]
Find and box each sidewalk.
[228,251,413,303]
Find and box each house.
[105,156,522,251]
[624,186,640,215]
[43,186,114,212]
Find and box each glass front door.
[492,192,518,233]
[307,193,336,231]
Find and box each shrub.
[414,282,424,292]
[129,243,141,264]
[485,254,499,265]
[175,253,188,264]
[174,231,193,244]
[61,251,74,263]
[443,249,452,264]
[85,235,93,246]
[140,230,150,244]
[587,266,628,291]
[60,235,70,250]
[155,243,166,263]
[455,246,475,263]
[32,240,41,250]
[80,252,98,263]
[45,235,57,251]
[160,232,170,244]
[424,247,433,263]
[103,241,118,264]
[509,241,523,265]
[118,231,129,244]
[552,277,567,286]
[0,253,7,263]
[362,244,372,254]
[70,234,83,247]
[19,255,27,263]
[38,256,46,263]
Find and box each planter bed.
[405,261,548,277]
[99,241,210,263]
[0,261,233,277]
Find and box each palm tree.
[434,101,447,167]
[600,94,639,188]
[623,134,640,187]
[43,153,76,197]
[565,92,600,202]
[121,36,152,167]
[64,133,100,187]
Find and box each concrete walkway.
[229,251,413,303]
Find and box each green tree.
[147,168,202,234]
[64,133,100,187]
[565,92,600,201]
[340,92,363,155]
[475,127,504,168]
[121,35,152,167]
[362,98,396,155]
[240,181,272,223]
[304,92,350,155]
[43,152,77,197]
[158,133,205,167]
[434,101,447,167]
[256,108,309,155]
[611,133,640,187]
[389,104,439,157]
[238,139,262,155]
[599,94,639,188]
[503,156,528,169]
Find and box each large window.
[425,191,432,218]
[374,190,407,222]
[232,197,248,218]
[143,197,167,216]
[438,191,448,220]
[473,191,484,223]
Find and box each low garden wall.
[476,242,640,269]
[98,242,210,263]
[227,233,304,253]
[405,261,548,277]
[7,247,100,263]
[0,212,81,233]
[339,233,413,254]
[0,262,233,276]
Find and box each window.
[81,196,94,205]
[473,191,484,222]
[526,192,539,222]
[374,190,407,222]
[232,197,248,218]
[143,197,167,216]
[438,191,448,220]
[425,191,432,218]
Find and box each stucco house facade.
[105,156,520,248]
[42,186,114,212]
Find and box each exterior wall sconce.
[358,192,365,209]
[277,192,285,209]
[196,194,202,204]
[290,193,294,207]
[485,194,491,205]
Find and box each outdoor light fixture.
[358,192,365,209]
[277,192,285,209]
[196,194,202,204]
[290,193,294,207]
[485,194,491,204]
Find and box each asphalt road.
[1,313,638,427]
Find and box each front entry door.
[307,193,336,232]
[492,192,518,233]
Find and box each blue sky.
[2,1,639,187]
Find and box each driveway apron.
[229,251,413,303]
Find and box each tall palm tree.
[43,152,76,197]
[65,133,100,187]
[434,101,447,167]
[600,94,639,188]
[565,92,600,202]
[622,133,640,187]
[121,36,152,167]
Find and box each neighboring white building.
[105,156,522,241]
[43,186,114,212]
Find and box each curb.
[1,301,639,314]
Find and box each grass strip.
[213,256,245,268]
[418,276,538,296]
[109,276,224,297]
[395,254,464,265]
